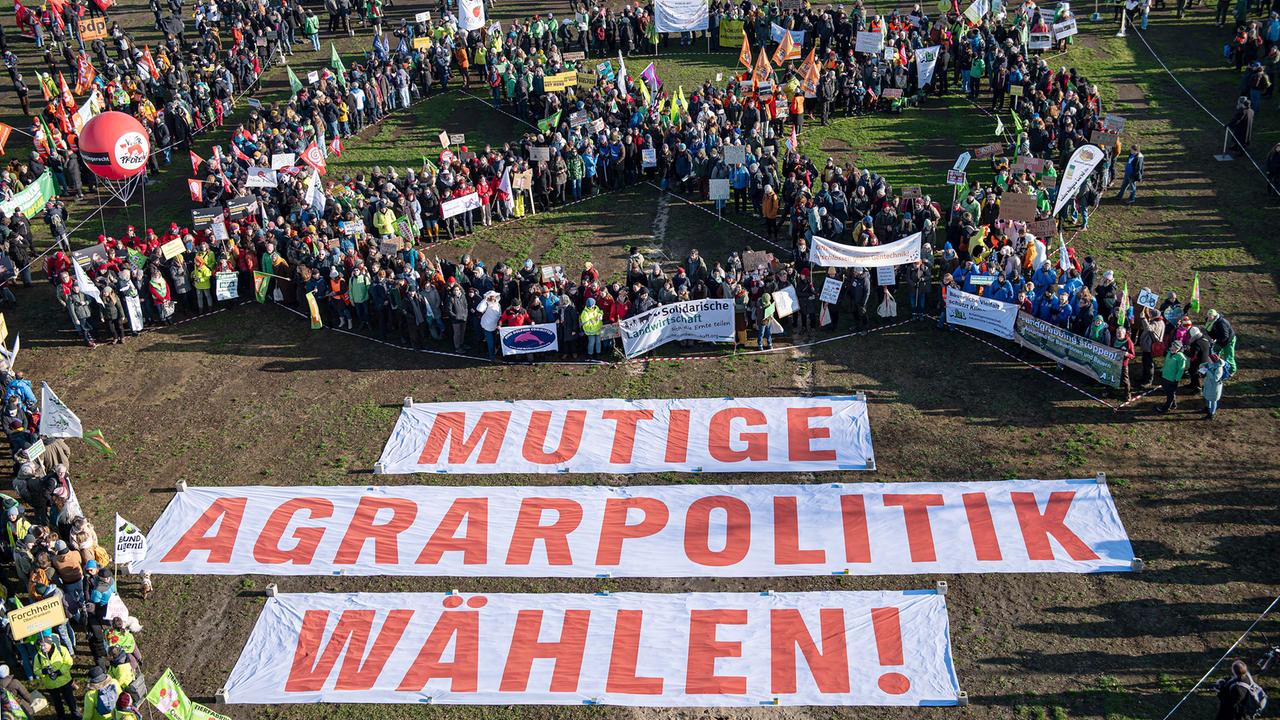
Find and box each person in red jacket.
[475,175,493,227]
[500,303,531,327]
[44,251,71,285]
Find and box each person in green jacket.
[82,666,122,720]
[33,637,74,720]
[191,256,213,313]
[304,8,321,51]
[1157,340,1188,413]
[757,292,776,350]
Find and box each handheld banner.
[499,323,559,356]
[1051,144,1104,216]
[134,478,1135,577]
[223,590,961,706]
[620,298,734,358]
[654,0,708,32]
[1014,311,1124,387]
[810,232,921,268]
[945,288,1018,339]
[115,514,149,566]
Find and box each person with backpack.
[1215,660,1267,719]
[1116,145,1144,204]
[81,665,122,720]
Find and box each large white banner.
[620,298,733,358]
[442,192,482,219]
[134,478,1134,577]
[810,232,921,268]
[944,288,1018,339]
[374,395,872,475]
[654,0,709,32]
[499,322,559,355]
[457,0,486,31]
[223,590,960,706]
[1051,144,1103,216]
[376,395,871,475]
[915,46,941,86]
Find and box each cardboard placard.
[1025,218,1058,238]
[724,146,746,166]
[1136,287,1158,309]
[577,70,598,89]
[340,220,365,237]
[1009,84,1024,97]
[414,10,429,22]
[7,596,66,640]
[709,179,730,201]
[379,240,402,255]
[1052,18,1078,39]
[1029,32,1052,50]
[160,238,186,260]
[901,186,922,199]
[743,250,771,271]
[999,192,1039,222]
[855,31,885,54]
[820,277,843,304]
[1103,114,1126,133]
[569,111,591,128]
[78,16,108,41]
[215,271,239,300]
[270,153,296,170]
[1093,130,1119,150]
[1012,156,1049,174]
[564,50,586,62]
[641,148,656,168]
[307,71,320,85]
[448,133,466,145]
[511,169,533,190]
[882,88,904,99]
[438,131,450,148]
[413,37,431,50]
[24,438,45,462]
[973,142,1004,160]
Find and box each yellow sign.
[160,238,186,260]
[8,597,67,640]
[576,70,597,90]
[719,19,745,46]
[543,70,577,92]
[412,36,431,50]
[0,313,7,347]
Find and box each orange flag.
[57,73,76,110]
[0,123,12,155]
[752,48,773,87]
[771,29,795,66]
[800,46,820,97]
[737,32,752,70]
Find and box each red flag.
[141,46,160,80]
[301,141,327,175]
[74,54,95,95]
[231,144,251,163]
[190,150,202,174]
[329,136,343,157]
[187,179,203,203]
[0,123,11,155]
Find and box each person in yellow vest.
[32,636,74,720]
[191,255,213,313]
[81,665,122,720]
[371,202,397,240]
[111,693,139,720]
[579,297,603,358]
[108,649,144,702]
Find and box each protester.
[1157,340,1188,413]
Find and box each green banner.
[146,668,194,720]
[1013,311,1124,387]
[718,18,745,48]
[0,171,57,219]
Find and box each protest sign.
[148,669,194,720]
[1103,114,1126,133]
[160,238,186,260]
[1014,311,1124,387]
[708,179,730,201]
[270,153,296,170]
[946,169,967,186]
[1052,18,1078,39]
[379,240,401,256]
[448,133,466,145]
[1012,156,1050,174]
[0,172,57,219]
[77,15,108,40]
[718,18,744,45]
[224,590,960,706]
[226,196,258,221]
[1010,83,1024,97]
[855,31,884,54]
[1136,287,1159,309]
[724,145,747,166]
[414,10,429,22]
[568,110,590,128]
[577,70,598,89]
[563,50,585,62]
[876,266,896,286]
[820,277,843,304]
[441,192,481,219]
[999,192,1039,222]
[498,323,559,356]
[620,298,734,358]
[882,88,903,99]
[528,146,551,162]
[7,597,66,640]
[1026,218,1058,239]
[1029,32,1052,50]
[340,220,365,238]
[140,478,1133,578]
[973,142,1004,160]
[772,285,798,318]
[810,232,921,268]
[641,148,657,168]
[23,438,44,462]
[901,186,922,200]
[511,169,533,190]
[945,288,1018,339]
[654,0,709,32]
[438,131,450,148]
[215,272,239,301]
[1092,130,1119,151]
[246,166,278,188]
[742,250,772,271]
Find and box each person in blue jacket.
[989,273,1015,302]
[1032,261,1058,301]
[1049,291,1074,328]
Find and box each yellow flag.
[306,292,323,329]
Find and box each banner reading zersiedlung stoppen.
[223,590,960,706]
[810,232,922,268]
[133,479,1133,577]
[944,288,1018,339]
[620,298,733,358]
[375,395,870,475]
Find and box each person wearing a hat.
[0,664,34,718]
[1204,309,1237,379]
[109,646,145,704]
[579,297,603,358]
[1157,340,1188,413]
[82,664,122,720]
[113,692,140,720]
[32,636,73,720]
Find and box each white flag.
[72,258,102,305]
[39,382,83,438]
[457,0,485,31]
[114,514,148,568]
[915,46,940,87]
[1052,144,1105,217]
[1058,235,1071,272]
[0,333,17,370]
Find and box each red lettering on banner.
[664,409,691,463]
[416,498,489,566]
[685,609,747,694]
[1011,491,1099,561]
[334,498,418,565]
[871,607,912,695]
[684,496,751,567]
[397,605,480,692]
[883,494,945,562]
[505,499,583,565]
[961,492,1003,561]
[253,498,334,565]
[285,609,412,692]
[600,409,655,464]
[786,407,837,461]
[417,411,511,465]
[605,610,664,694]
[707,408,768,463]
[499,610,591,693]
[161,497,247,563]
[773,497,826,565]
[769,609,850,693]
[840,495,872,563]
[522,410,587,464]
[595,498,670,565]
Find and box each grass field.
[8,0,1280,719]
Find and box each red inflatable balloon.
[78,111,151,180]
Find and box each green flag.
[536,110,561,134]
[647,21,659,47]
[1189,272,1200,313]
[286,65,303,96]
[330,44,347,87]
[253,271,271,303]
[306,291,323,329]
[146,669,194,720]
[1118,282,1129,328]
[191,703,232,720]
[83,429,115,458]
[1011,110,1024,136]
